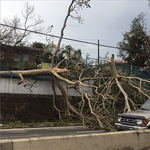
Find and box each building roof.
[0,43,43,54]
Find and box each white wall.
[0,78,92,96]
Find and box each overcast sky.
[1,0,150,60]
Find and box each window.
[14,54,20,61]
[0,51,4,60]
[23,54,29,61]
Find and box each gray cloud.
[1,0,150,59]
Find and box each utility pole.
[98,39,100,63]
[68,46,71,61]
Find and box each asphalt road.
[0,126,105,140]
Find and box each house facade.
[0,43,43,70]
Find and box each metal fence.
[115,62,150,80]
[86,56,150,80]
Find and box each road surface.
[0,126,105,140]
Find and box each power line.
[0,23,120,50]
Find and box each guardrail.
[0,129,150,150]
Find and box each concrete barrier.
[1,129,150,150]
[0,78,92,96]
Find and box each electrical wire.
[0,23,120,50]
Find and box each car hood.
[118,109,150,119]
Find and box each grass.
[0,119,82,128]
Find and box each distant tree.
[31,42,85,72]
[32,42,45,49]
[0,3,43,46]
[43,43,56,63]
[56,45,85,79]
[57,45,84,65]
[118,13,150,67]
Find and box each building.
[0,43,43,70]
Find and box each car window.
[140,99,150,110]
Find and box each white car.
[115,98,150,131]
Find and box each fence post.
[18,54,21,70]
[134,66,137,77]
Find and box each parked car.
[115,98,150,131]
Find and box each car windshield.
[140,99,150,110]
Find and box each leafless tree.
[0,2,43,46]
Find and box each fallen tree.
[1,0,150,130]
